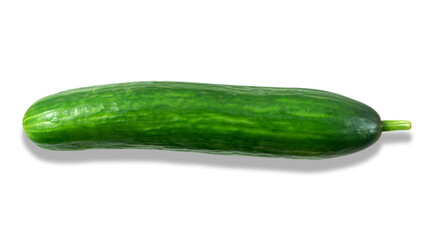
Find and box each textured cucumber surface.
[23,81,382,158]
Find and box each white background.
[0,1,419,239]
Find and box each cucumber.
[22,81,411,159]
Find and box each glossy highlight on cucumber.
[23,81,411,159]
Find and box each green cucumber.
[22,81,411,159]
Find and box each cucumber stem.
[381,120,412,131]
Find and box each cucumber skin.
[23,81,382,159]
